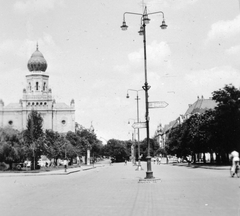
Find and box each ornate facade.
[0,45,75,133]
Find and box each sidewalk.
[0,164,104,177]
[164,162,229,170]
[158,157,229,170]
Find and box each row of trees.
[165,84,240,164]
[102,137,160,162]
[4,84,237,169]
[0,110,103,170]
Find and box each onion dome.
[27,44,47,72]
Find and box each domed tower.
[22,44,53,109]
[27,44,47,72]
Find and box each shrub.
[0,162,9,171]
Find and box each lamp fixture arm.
[123,12,143,19]
[147,11,165,18]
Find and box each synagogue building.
[0,45,75,133]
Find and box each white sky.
[0,0,240,142]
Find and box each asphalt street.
[0,161,239,216]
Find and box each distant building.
[158,96,217,147]
[0,45,75,133]
[184,96,217,119]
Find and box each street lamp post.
[121,6,167,179]
[128,120,137,165]
[127,89,144,170]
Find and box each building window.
[36,82,39,90]
[8,120,13,125]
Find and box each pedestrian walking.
[124,159,127,165]
[158,156,162,165]
[153,157,156,164]
[63,158,68,172]
[230,150,239,176]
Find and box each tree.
[43,130,66,165]
[140,138,159,160]
[103,139,129,162]
[23,110,44,169]
[75,125,100,162]
[212,84,240,163]
[66,131,82,157]
[0,127,25,169]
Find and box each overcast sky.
[0,0,240,143]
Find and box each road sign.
[132,122,146,129]
[148,101,168,109]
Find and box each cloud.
[13,0,65,14]
[0,40,16,54]
[144,0,199,11]
[184,66,240,96]
[128,41,171,70]
[207,15,240,41]
[226,45,240,55]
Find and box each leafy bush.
[0,162,9,171]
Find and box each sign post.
[132,122,147,129]
[148,101,168,109]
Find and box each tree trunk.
[192,153,196,163]
[216,153,220,164]
[203,153,206,164]
[210,152,214,164]
[9,162,13,170]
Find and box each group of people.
[152,156,162,165]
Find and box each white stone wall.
[0,107,75,133]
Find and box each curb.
[0,165,105,177]
[170,163,229,170]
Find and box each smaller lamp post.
[128,120,137,165]
[127,89,144,170]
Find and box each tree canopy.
[165,84,240,164]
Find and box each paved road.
[0,161,239,216]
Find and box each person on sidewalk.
[63,158,68,172]
[230,150,239,176]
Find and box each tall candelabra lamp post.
[126,89,144,170]
[121,6,167,179]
